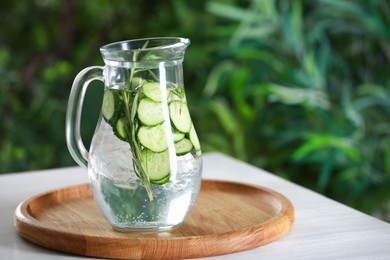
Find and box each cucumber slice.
[175,138,193,155]
[102,89,122,124]
[151,174,170,185]
[168,88,186,102]
[173,131,185,142]
[137,124,168,152]
[189,124,201,151]
[142,82,170,102]
[169,101,192,133]
[142,149,170,182]
[114,117,128,141]
[130,77,144,89]
[137,98,164,126]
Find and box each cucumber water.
[89,80,202,231]
[75,38,203,233]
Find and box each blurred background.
[1,0,390,221]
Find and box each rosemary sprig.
[120,90,153,201]
[120,41,154,201]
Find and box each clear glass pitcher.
[65,37,202,232]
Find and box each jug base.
[111,223,181,233]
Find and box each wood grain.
[14,180,294,259]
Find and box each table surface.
[1,152,390,260]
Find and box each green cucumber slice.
[130,77,145,89]
[175,138,193,155]
[189,124,201,151]
[142,82,170,102]
[137,124,168,152]
[168,88,186,102]
[137,98,164,126]
[102,89,122,124]
[173,131,185,142]
[169,101,192,133]
[142,149,170,183]
[151,174,170,185]
[114,117,128,141]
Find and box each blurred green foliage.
[1,0,389,221]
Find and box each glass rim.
[100,37,190,52]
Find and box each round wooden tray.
[15,180,294,259]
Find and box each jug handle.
[65,66,103,168]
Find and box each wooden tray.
[15,180,294,259]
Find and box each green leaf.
[203,61,235,97]
[291,0,303,54]
[266,84,330,109]
[302,51,324,89]
[255,0,277,17]
[293,133,360,163]
[206,98,247,160]
[385,142,390,176]
[319,0,366,18]
[318,154,334,190]
[207,98,238,135]
[206,2,247,21]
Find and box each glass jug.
[65,37,202,233]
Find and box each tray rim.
[14,179,295,259]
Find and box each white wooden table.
[1,152,390,259]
